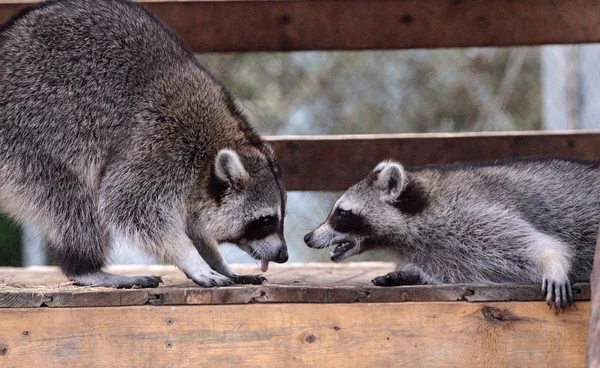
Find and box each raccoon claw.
[189,270,235,288]
[372,271,422,287]
[542,277,573,312]
[230,274,267,285]
[134,275,163,288]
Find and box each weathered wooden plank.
[0,292,45,308]
[0,265,592,307]
[0,290,151,308]
[260,285,369,303]
[465,283,591,303]
[267,131,600,191]
[0,302,590,367]
[586,227,600,367]
[2,0,600,51]
[44,290,150,308]
[149,286,264,305]
[4,282,591,308]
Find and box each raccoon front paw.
[542,276,573,312]
[71,272,163,289]
[230,274,267,285]
[128,275,163,289]
[188,270,235,288]
[372,271,422,287]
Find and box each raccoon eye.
[330,208,372,235]
[334,209,349,221]
[244,215,278,240]
[260,216,275,229]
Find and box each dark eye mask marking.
[328,208,372,235]
[243,215,278,240]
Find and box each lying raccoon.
[0,0,288,288]
[304,159,600,310]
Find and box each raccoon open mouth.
[330,241,358,262]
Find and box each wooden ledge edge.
[0,282,590,308]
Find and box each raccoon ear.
[214,149,249,188]
[373,161,406,200]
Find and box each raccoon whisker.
[250,247,262,259]
[316,246,330,259]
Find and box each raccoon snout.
[304,231,322,249]
[275,248,289,263]
[304,232,314,245]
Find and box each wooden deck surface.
[0,263,591,308]
[0,263,592,367]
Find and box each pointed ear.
[214,149,249,188]
[372,161,406,200]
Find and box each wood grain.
[0,265,592,308]
[0,292,46,308]
[0,302,590,367]
[2,0,600,51]
[44,290,151,308]
[267,131,600,191]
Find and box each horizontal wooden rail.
[1,0,600,52]
[267,130,600,191]
[0,302,590,367]
[0,264,591,308]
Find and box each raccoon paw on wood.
[71,272,163,289]
[230,275,267,285]
[542,276,574,312]
[186,270,236,287]
[372,270,423,287]
[185,271,266,287]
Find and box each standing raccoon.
[0,0,288,288]
[305,159,600,310]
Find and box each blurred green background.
[0,214,20,266]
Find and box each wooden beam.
[586,227,600,366]
[1,0,600,52]
[0,265,591,308]
[0,302,590,367]
[0,282,592,308]
[267,131,600,191]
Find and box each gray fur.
[0,0,287,288]
[306,158,600,310]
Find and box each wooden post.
[587,228,600,367]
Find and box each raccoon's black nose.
[304,232,313,244]
[276,248,289,263]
